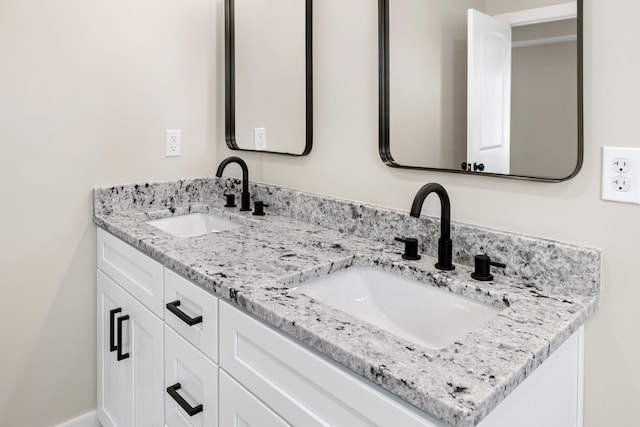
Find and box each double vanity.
[90,0,587,424]
[94,176,600,427]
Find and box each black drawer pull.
[109,308,122,352]
[167,383,203,416]
[116,315,130,361]
[166,301,203,326]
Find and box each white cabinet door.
[164,326,218,427]
[219,371,290,427]
[98,270,133,427]
[127,280,165,427]
[97,270,164,427]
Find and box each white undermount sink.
[146,212,243,238]
[293,266,501,350]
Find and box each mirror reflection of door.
[467,9,512,174]
[385,0,580,180]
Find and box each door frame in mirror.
[225,0,313,156]
[378,0,583,182]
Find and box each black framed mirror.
[225,0,312,156]
[379,0,583,182]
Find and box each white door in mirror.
[467,9,512,175]
[602,146,640,204]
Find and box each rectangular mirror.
[379,0,583,181]
[225,0,312,156]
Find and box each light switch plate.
[602,146,640,204]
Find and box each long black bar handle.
[116,315,130,361]
[109,308,122,352]
[166,301,203,326]
[167,383,203,416]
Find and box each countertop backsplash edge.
[94,177,601,297]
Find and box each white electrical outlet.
[254,127,266,150]
[602,146,640,204]
[612,158,631,173]
[612,176,631,192]
[165,130,181,157]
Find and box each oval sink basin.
[147,213,243,238]
[293,266,501,350]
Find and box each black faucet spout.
[216,156,251,211]
[410,183,454,271]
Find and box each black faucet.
[409,183,455,271]
[215,156,251,211]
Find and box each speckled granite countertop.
[93,178,600,427]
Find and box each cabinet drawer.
[164,269,218,363]
[97,228,164,317]
[219,301,441,427]
[165,326,218,427]
[219,371,290,427]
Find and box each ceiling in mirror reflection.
[226,0,312,156]
[381,0,582,181]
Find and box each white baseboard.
[55,411,101,427]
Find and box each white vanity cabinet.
[97,228,583,427]
[96,229,219,427]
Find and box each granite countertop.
[93,181,599,427]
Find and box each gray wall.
[0,0,217,424]
[510,34,578,177]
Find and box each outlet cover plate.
[254,127,266,150]
[166,130,181,157]
[602,146,640,204]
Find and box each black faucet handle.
[252,201,269,216]
[395,237,421,261]
[224,193,237,208]
[490,260,506,269]
[471,254,506,281]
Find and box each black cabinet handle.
[109,308,122,352]
[166,301,203,326]
[116,315,130,361]
[167,383,203,416]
